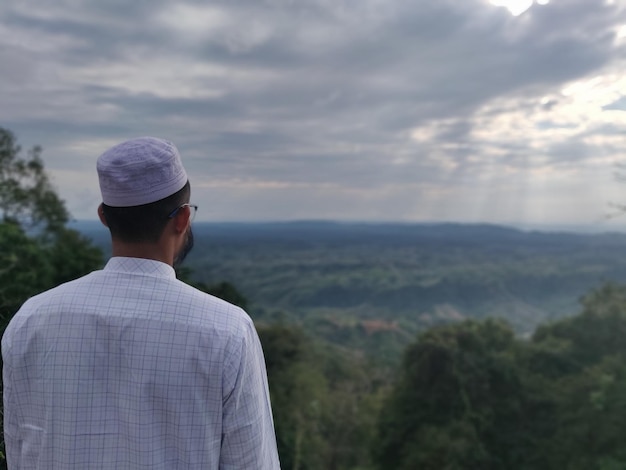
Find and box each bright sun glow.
[489,0,549,16]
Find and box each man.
[2,137,280,469]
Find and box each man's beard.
[174,227,194,268]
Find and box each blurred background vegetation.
[5,127,626,469]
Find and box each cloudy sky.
[2,0,626,228]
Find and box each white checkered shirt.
[2,257,280,469]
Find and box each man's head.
[97,137,195,265]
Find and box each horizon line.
[68,219,626,234]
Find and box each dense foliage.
[0,128,69,235]
[376,284,626,470]
[258,323,385,470]
[0,128,104,330]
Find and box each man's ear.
[172,206,190,233]
[97,204,108,227]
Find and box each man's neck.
[110,241,174,267]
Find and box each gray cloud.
[1,0,626,225]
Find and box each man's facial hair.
[174,227,194,268]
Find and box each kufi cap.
[97,137,188,207]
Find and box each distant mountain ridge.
[70,219,626,240]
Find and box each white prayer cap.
[97,137,188,207]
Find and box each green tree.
[533,283,626,368]
[374,285,626,470]
[47,226,107,286]
[0,128,105,327]
[0,128,69,235]
[0,222,53,329]
[258,322,387,470]
[375,319,529,470]
[525,284,626,469]
[0,128,104,312]
[258,324,329,470]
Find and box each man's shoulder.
[174,280,255,331]
[14,270,100,310]
[2,271,100,347]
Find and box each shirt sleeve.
[3,332,21,470]
[220,319,280,470]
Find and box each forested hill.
[75,221,626,358]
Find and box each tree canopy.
[375,285,626,470]
[0,128,104,331]
[0,128,69,235]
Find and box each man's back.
[2,257,279,469]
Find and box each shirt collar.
[103,257,177,280]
